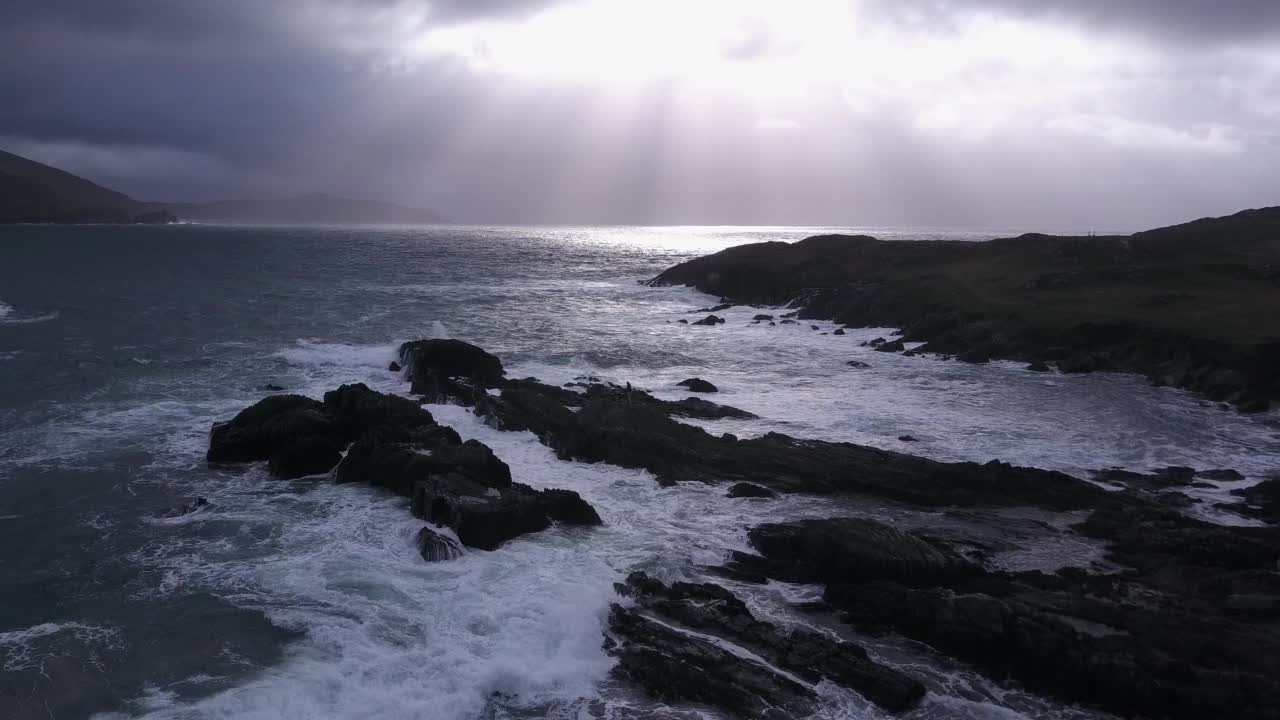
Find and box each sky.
[2,0,1278,228]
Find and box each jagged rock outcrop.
[207,381,601,550]
[607,572,924,716]
[737,512,1280,720]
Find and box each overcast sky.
[3,0,1278,228]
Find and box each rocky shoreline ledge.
[205,338,1280,719]
[649,206,1280,413]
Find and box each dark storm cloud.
[0,0,1277,224]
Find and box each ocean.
[1,223,1277,720]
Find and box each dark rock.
[781,311,799,318]
[833,328,846,335]
[1199,468,1244,481]
[611,572,925,714]
[608,605,815,718]
[677,319,688,324]
[868,337,886,346]
[1227,478,1280,523]
[696,303,732,313]
[668,397,756,420]
[398,339,505,404]
[676,378,717,393]
[257,383,285,391]
[416,526,463,561]
[173,497,210,516]
[779,319,798,324]
[748,518,978,587]
[267,436,344,479]
[207,395,344,463]
[413,475,552,551]
[957,348,990,363]
[752,314,774,321]
[1026,360,1051,372]
[539,488,603,525]
[811,324,820,330]
[475,379,1127,511]
[388,361,402,372]
[898,435,918,442]
[691,314,725,326]
[727,482,776,499]
[323,382,436,435]
[874,339,905,352]
[846,360,871,368]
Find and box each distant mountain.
[0,149,175,224]
[166,193,444,225]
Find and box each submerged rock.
[416,526,463,561]
[676,378,717,393]
[727,482,776,499]
[846,360,871,368]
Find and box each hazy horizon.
[4,0,1279,227]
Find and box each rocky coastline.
[205,337,1280,719]
[648,206,1280,413]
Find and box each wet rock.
[257,383,285,391]
[1227,478,1280,523]
[388,361,401,372]
[696,303,733,313]
[867,337,886,346]
[957,348,990,363]
[677,319,688,324]
[1199,468,1244,481]
[781,311,799,318]
[267,436,345,479]
[779,319,798,325]
[540,488,603,525]
[323,382,436,435]
[811,324,820,330]
[173,497,210,516]
[669,397,756,420]
[676,378,717,393]
[833,328,846,335]
[612,572,925,714]
[898,435,918,442]
[691,314,725,326]
[874,339,905,352]
[727,482,776,499]
[207,395,344,463]
[475,379,1126,510]
[752,314,774,321]
[608,605,815,718]
[416,526,463,561]
[846,360,871,368]
[1026,360,1051,372]
[398,339,505,404]
[412,475,552,551]
[748,518,978,587]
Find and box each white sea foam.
[1,621,123,672]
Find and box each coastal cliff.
[651,207,1280,412]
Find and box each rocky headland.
[649,206,1280,412]
[205,337,1280,719]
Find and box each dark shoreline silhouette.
[652,206,1280,412]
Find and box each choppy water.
[1,224,1277,720]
